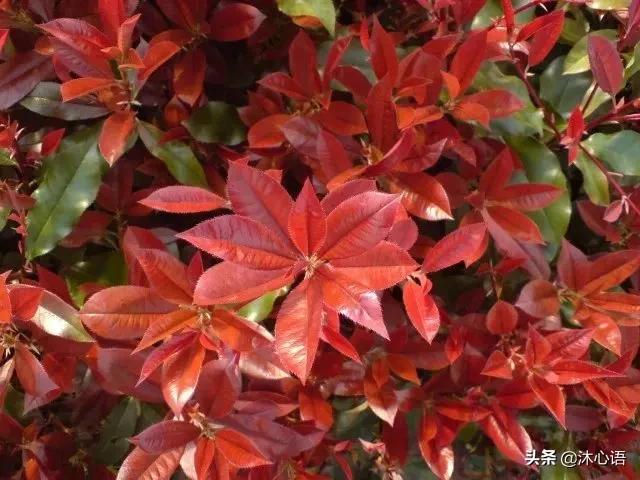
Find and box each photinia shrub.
[1,0,640,478]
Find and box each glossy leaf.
[137,120,208,187]
[26,125,105,260]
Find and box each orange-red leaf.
[423,223,487,272]
[139,186,226,213]
[209,3,266,42]
[99,110,136,166]
[275,278,323,383]
[588,35,624,95]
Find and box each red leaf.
[320,324,362,363]
[491,183,563,211]
[0,272,10,324]
[117,446,183,480]
[501,0,515,34]
[247,113,290,148]
[486,300,518,335]
[136,249,193,305]
[227,163,294,246]
[39,19,111,75]
[403,281,440,343]
[515,279,559,318]
[14,343,61,412]
[137,331,199,385]
[131,421,200,454]
[194,438,216,480]
[60,77,116,102]
[370,17,398,82]
[479,404,532,465]
[323,35,352,88]
[275,278,323,383]
[451,101,490,127]
[485,205,545,244]
[459,90,524,118]
[288,180,327,256]
[329,241,417,290]
[140,41,180,82]
[423,223,487,272]
[139,186,226,213]
[258,73,307,101]
[98,0,126,43]
[449,30,487,94]
[209,309,274,353]
[80,286,177,340]
[299,387,333,430]
[388,172,453,221]
[281,116,321,157]
[418,417,454,480]
[289,31,322,98]
[209,3,266,42]
[544,359,622,385]
[161,337,206,415]
[529,375,566,427]
[314,101,368,136]
[194,355,241,419]
[364,369,398,425]
[365,77,398,153]
[215,429,271,468]
[321,278,388,339]
[579,250,640,296]
[320,191,399,260]
[8,284,43,321]
[99,110,136,166]
[517,11,564,66]
[322,179,376,212]
[525,326,552,366]
[178,215,296,269]
[0,51,55,109]
[481,350,513,379]
[587,35,624,95]
[363,128,415,177]
[193,263,295,305]
[546,328,594,361]
[483,209,551,279]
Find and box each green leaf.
[472,0,534,29]
[583,131,640,176]
[93,397,141,465]
[20,82,110,121]
[560,10,589,45]
[0,208,9,230]
[31,290,94,342]
[541,464,582,480]
[564,30,617,75]
[183,101,246,145]
[26,126,105,260]
[574,152,610,205]
[540,57,591,118]
[541,433,583,480]
[277,0,336,36]
[473,64,544,137]
[587,0,628,9]
[624,42,640,79]
[238,286,289,322]
[0,148,17,166]
[507,137,572,249]
[67,251,128,307]
[137,120,207,188]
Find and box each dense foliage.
[1,0,640,478]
